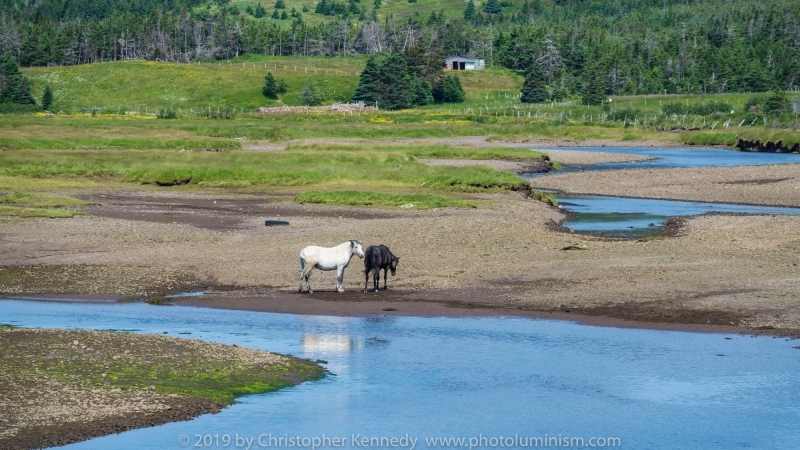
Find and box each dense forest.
[1,0,799,98]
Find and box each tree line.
[0,0,798,99]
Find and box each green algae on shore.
[0,327,325,450]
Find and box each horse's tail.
[299,254,305,275]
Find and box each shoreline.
[0,327,325,450]
[0,287,777,338]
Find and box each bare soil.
[2,188,799,335]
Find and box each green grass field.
[23,56,523,113]
[226,0,485,25]
[7,57,800,211]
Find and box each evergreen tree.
[442,74,465,103]
[254,4,266,17]
[271,9,279,18]
[464,0,475,21]
[745,64,772,92]
[42,85,53,110]
[246,6,254,15]
[581,66,607,105]
[520,62,548,103]
[300,78,325,105]
[275,0,286,8]
[412,78,434,106]
[0,56,37,106]
[280,10,288,19]
[378,52,413,110]
[276,79,288,94]
[764,90,790,115]
[262,72,278,98]
[483,0,501,14]
[352,55,382,105]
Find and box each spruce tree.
[581,65,607,105]
[412,78,434,106]
[300,78,325,105]
[262,72,278,99]
[271,9,279,18]
[275,0,285,8]
[280,10,288,19]
[764,90,790,115]
[0,56,37,106]
[352,55,382,105]
[254,4,266,17]
[42,85,53,110]
[442,74,465,103]
[483,0,501,14]
[520,62,548,103]
[378,52,413,110]
[464,0,475,21]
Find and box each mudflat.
[1,188,799,335]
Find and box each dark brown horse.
[363,245,399,292]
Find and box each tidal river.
[525,147,800,236]
[4,299,800,450]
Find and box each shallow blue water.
[554,194,800,237]
[525,147,800,236]
[4,300,800,450]
[531,147,800,174]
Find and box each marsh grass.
[0,205,87,218]
[0,192,97,208]
[295,190,475,209]
[0,143,529,200]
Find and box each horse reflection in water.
[363,245,400,292]
[298,240,365,293]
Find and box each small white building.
[445,57,485,70]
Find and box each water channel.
[524,147,800,237]
[3,299,799,450]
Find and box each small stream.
[524,147,800,237]
[4,299,800,450]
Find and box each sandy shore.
[0,327,322,450]
[1,189,799,335]
[531,163,800,207]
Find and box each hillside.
[1,0,799,100]
[22,56,523,111]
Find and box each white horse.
[299,240,365,293]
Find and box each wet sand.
[2,189,799,335]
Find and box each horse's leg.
[336,265,345,292]
[364,268,370,292]
[372,267,379,292]
[298,257,306,293]
[300,259,315,294]
[383,268,388,290]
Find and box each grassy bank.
[0,327,324,449]
[0,141,538,206]
[0,192,94,218]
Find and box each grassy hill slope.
[23,56,523,112]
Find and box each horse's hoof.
[308,289,313,294]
